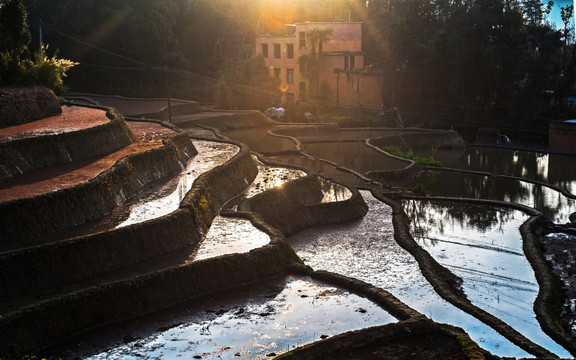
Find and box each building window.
[299,81,306,98]
[274,44,281,58]
[299,32,306,49]
[287,43,294,58]
[261,44,268,58]
[274,68,281,79]
[287,68,294,83]
[344,56,355,70]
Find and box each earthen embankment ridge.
[3,90,574,359]
[0,86,62,127]
[0,90,371,358]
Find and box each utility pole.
[38,18,43,46]
[164,65,172,123]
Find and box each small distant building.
[255,22,382,110]
[549,120,576,153]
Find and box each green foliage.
[0,43,77,90]
[365,0,573,126]
[298,28,333,103]
[382,145,442,167]
[0,0,31,55]
[20,45,78,90]
[412,183,426,195]
[0,0,31,84]
[0,1,76,89]
[215,47,280,110]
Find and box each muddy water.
[302,142,408,174]
[319,178,352,203]
[419,147,576,196]
[395,171,576,223]
[192,216,270,261]
[288,190,532,358]
[243,159,307,199]
[52,276,395,360]
[117,140,239,228]
[542,232,576,337]
[403,200,572,358]
[220,128,297,153]
[263,154,366,187]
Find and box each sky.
[546,0,575,29]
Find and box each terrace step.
[0,120,196,243]
[0,138,259,302]
[0,105,135,183]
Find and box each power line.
[42,25,284,102]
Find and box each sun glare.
[259,0,297,31]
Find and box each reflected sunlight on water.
[66,277,394,360]
[117,141,238,228]
[192,216,270,261]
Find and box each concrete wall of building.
[255,35,301,99]
[295,22,362,53]
[330,71,383,110]
[549,121,576,153]
[256,22,382,109]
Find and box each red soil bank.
[0,121,176,202]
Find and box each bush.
[20,45,78,91]
[382,145,442,167]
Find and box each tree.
[0,0,76,89]
[522,0,553,26]
[0,0,31,54]
[0,0,31,84]
[215,47,280,110]
[298,28,333,102]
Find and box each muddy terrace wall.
[369,130,467,151]
[174,109,279,129]
[240,175,368,237]
[135,101,204,120]
[0,140,270,358]
[0,105,136,183]
[522,216,576,355]
[0,131,196,242]
[0,239,301,358]
[0,87,62,127]
[0,141,258,301]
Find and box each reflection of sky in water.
[403,200,571,358]
[192,216,270,261]
[289,191,531,358]
[77,277,394,360]
[117,141,238,228]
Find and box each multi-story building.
[255,21,382,110]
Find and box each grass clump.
[382,145,442,167]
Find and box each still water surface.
[55,277,394,360]
[289,191,533,358]
[403,200,571,358]
[418,147,576,196]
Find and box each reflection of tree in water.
[457,149,546,181]
[406,172,575,223]
[402,200,517,242]
[409,172,532,201]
